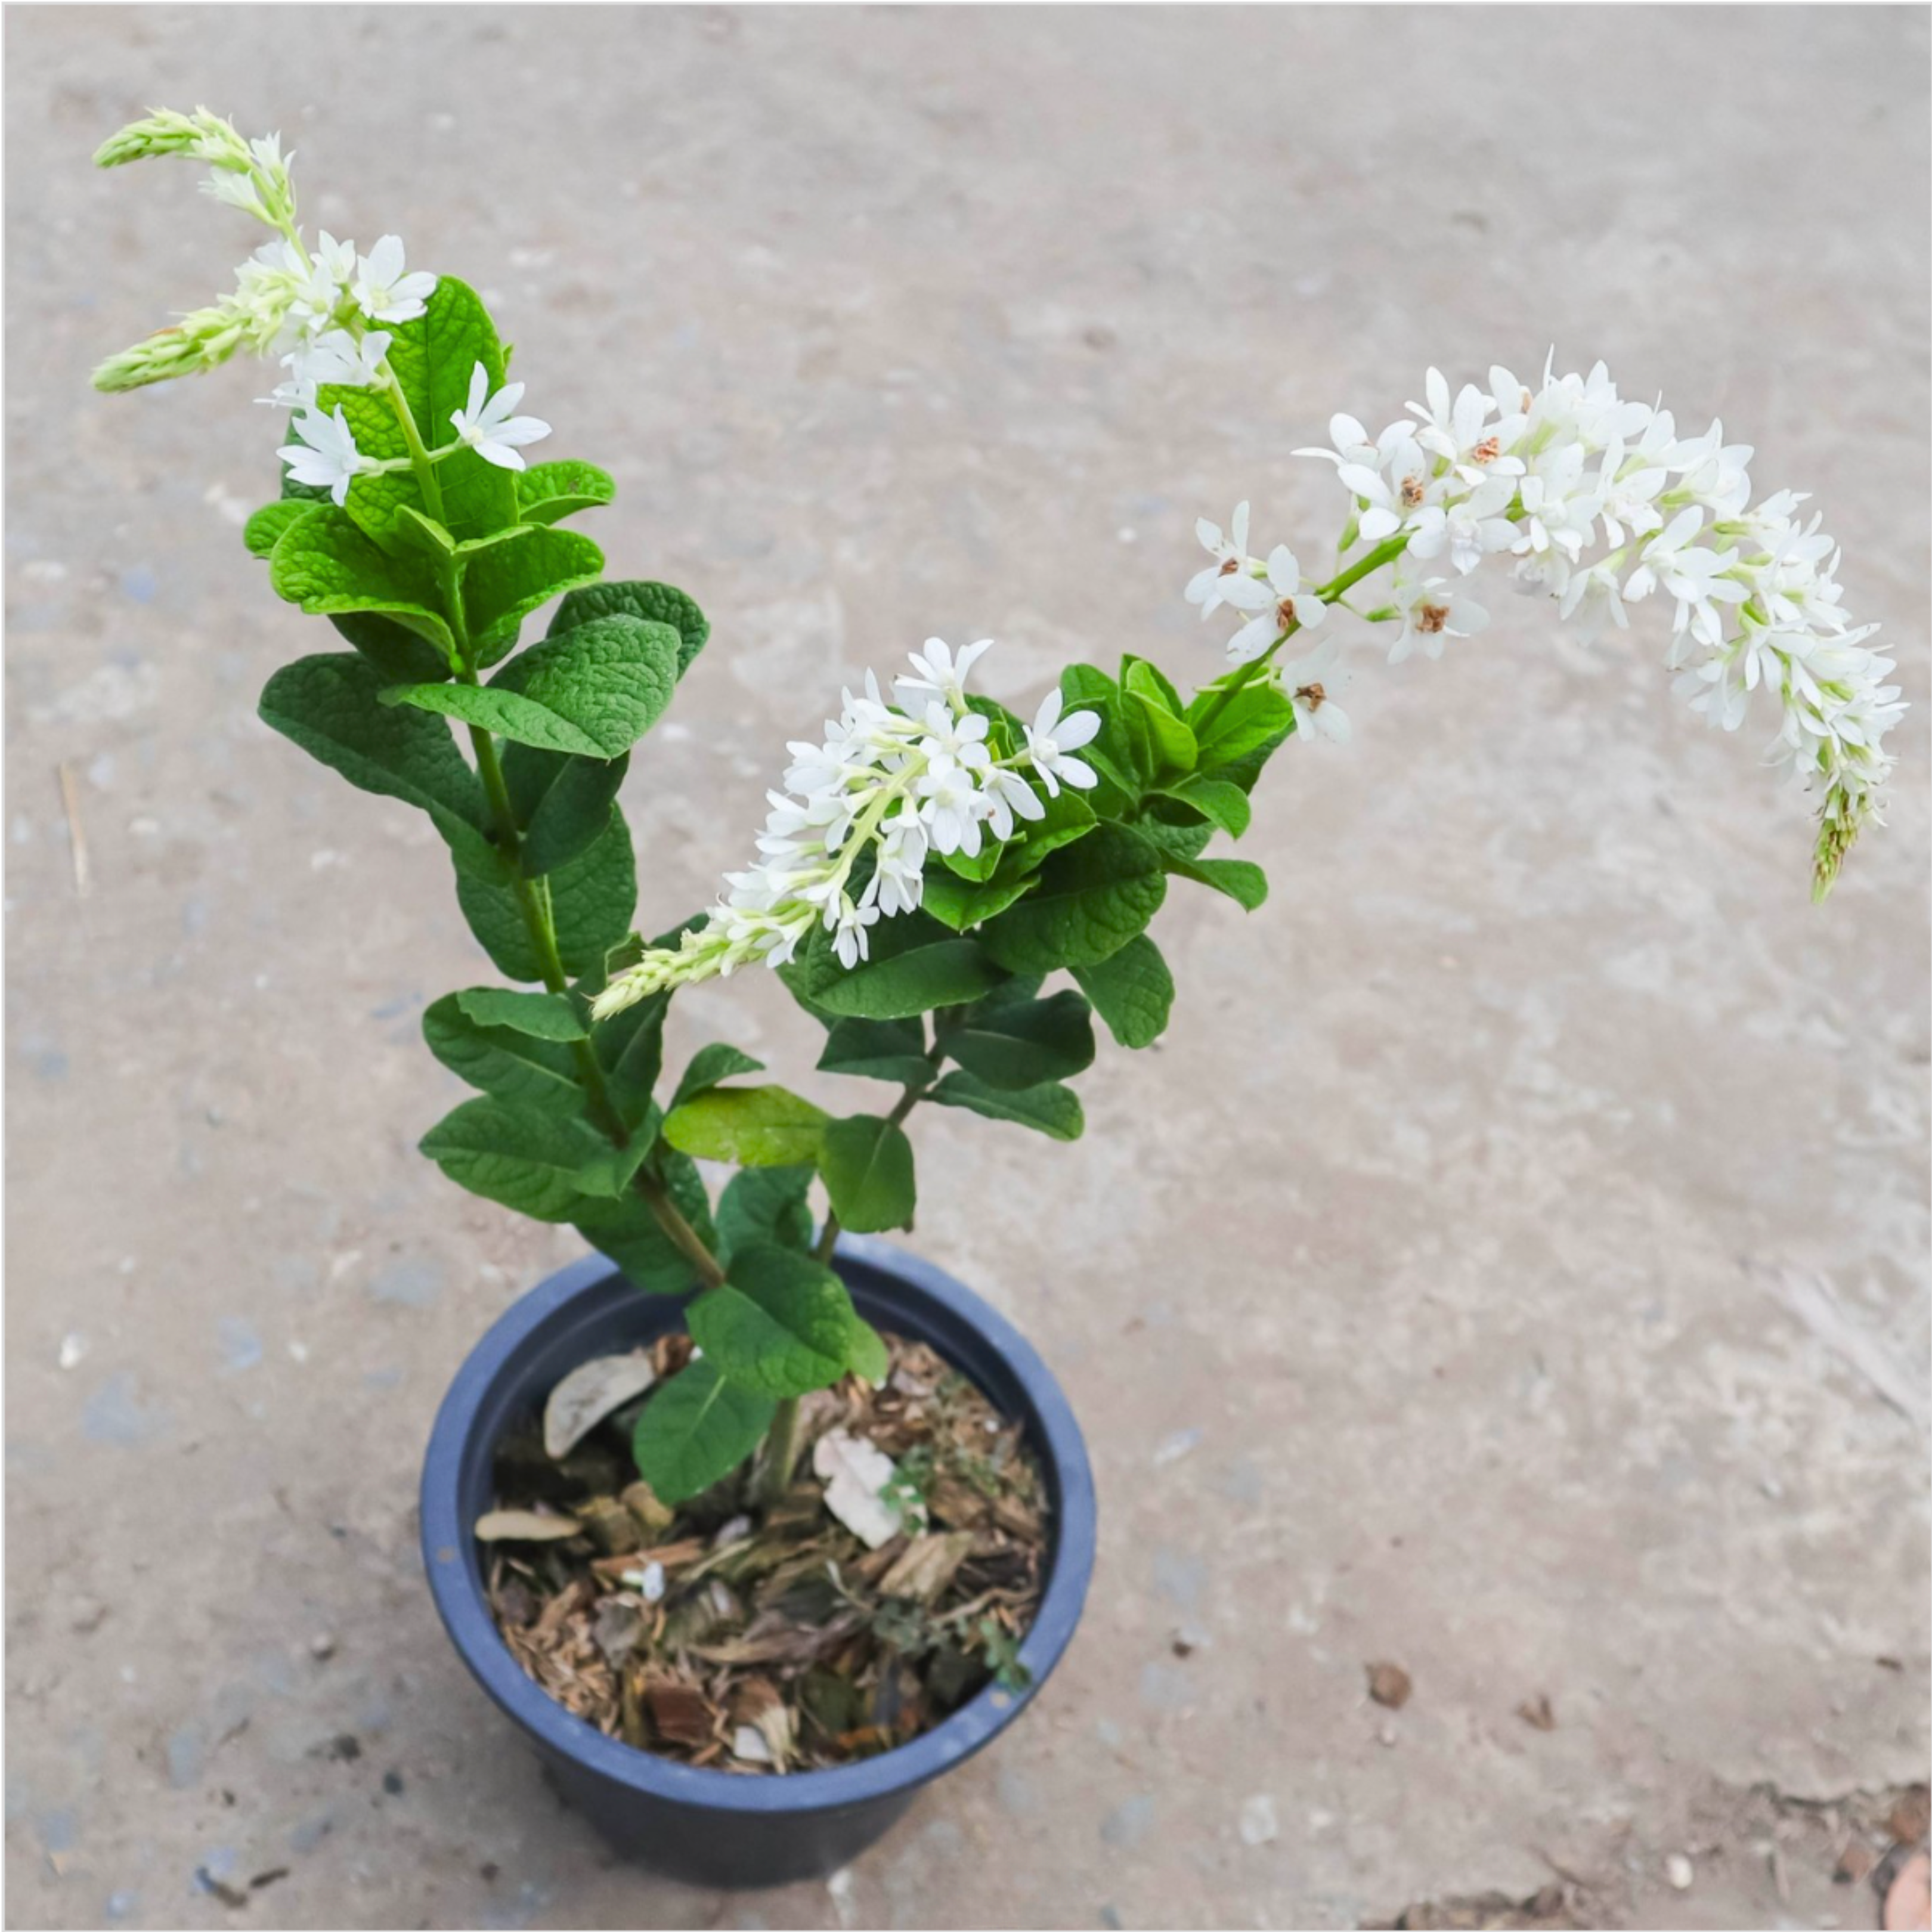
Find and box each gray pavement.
[6,7,1928,1928]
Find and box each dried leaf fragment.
[475,1509,583,1544]
[543,1351,657,1458]
[813,1428,916,1549]
[1516,1692,1556,1731]
[878,1532,975,1605]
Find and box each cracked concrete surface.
[6,6,1928,1928]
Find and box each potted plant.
[91,111,1903,1890]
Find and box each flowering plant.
[96,112,1900,1515]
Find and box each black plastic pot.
[420,1234,1096,1889]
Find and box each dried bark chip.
[1890,1787,1932,1847]
[1516,1693,1556,1731]
[543,1351,658,1459]
[643,1675,716,1750]
[1366,1661,1413,1709]
[475,1509,583,1544]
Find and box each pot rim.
[420,1233,1096,1816]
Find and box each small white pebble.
[1153,1427,1202,1467]
[1239,1793,1278,1846]
[57,1332,88,1370]
[641,1561,665,1602]
[732,1723,773,1763]
[1666,1854,1694,1891]
[1117,527,1138,544]
[287,1340,309,1363]
[309,1633,337,1660]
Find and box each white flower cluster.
[590,642,1100,1017]
[91,110,550,509]
[1191,356,1903,894]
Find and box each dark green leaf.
[268,507,453,655]
[422,993,585,1114]
[550,580,709,677]
[516,460,616,525]
[688,1244,868,1398]
[460,526,605,666]
[942,988,1095,1090]
[928,1070,1083,1141]
[662,1085,828,1166]
[1072,934,1174,1048]
[670,1043,766,1110]
[816,1017,934,1086]
[921,866,1038,933]
[258,652,492,871]
[330,611,452,685]
[818,1116,917,1233]
[503,744,630,878]
[574,1151,716,1294]
[716,1166,816,1267]
[1168,855,1268,909]
[1189,681,1295,771]
[1163,775,1251,838]
[631,1358,775,1504]
[419,1096,612,1219]
[454,987,587,1040]
[781,913,1008,1021]
[454,807,636,980]
[978,824,1166,973]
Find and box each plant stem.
[386,374,724,1293]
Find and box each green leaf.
[928,1070,1083,1141]
[503,744,630,878]
[1168,856,1268,909]
[670,1043,766,1110]
[921,866,1039,933]
[454,807,636,980]
[688,1245,871,1398]
[367,275,519,543]
[1163,775,1251,838]
[978,824,1166,973]
[1071,934,1174,1049]
[662,1085,828,1167]
[595,989,670,1131]
[1136,816,1215,863]
[243,499,312,559]
[816,1017,934,1086]
[574,1152,716,1293]
[330,611,452,685]
[631,1358,775,1505]
[1057,665,1139,811]
[1122,661,1198,781]
[419,1097,612,1220]
[819,1115,917,1234]
[422,993,585,1114]
[268,507,453,656]
[549,580,709,677]
[781,913,1008,1021]
[1189,681,1295,771]
[942,988,1095,1090]
[1004,787,1099,877]
[516,460,615,525]
[258,652,492,871]
[716,1165,816,1267]
[453,987,587,1040]
[460,525,605,667]
[493,612,680,754]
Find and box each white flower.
[980,766,1047,840]
[277,405,374,506]
[449,363,552,470]
[351,234,437,326]
[1021,688,1101,795]
[1225,546,1327,664]
[1512,443,1599,561]
[897,637,992,713]
[1625,506,1744,649]
[288,231,357,338]
[1185,503,1271,621]
[1405,367,1525,485]
[1387,575,1489,664]
[914,700,992,772]
[298,327,391,389]
[917,756,987,857]
[1292,413,1380,469]
[1404,474,1516,575]
[1335,434,1435,544]
[1555,558,1628,642]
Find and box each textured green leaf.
[671,1044,767,1110]
[1122,659,1198,781]
[942,988,1095,1090]
[516,460,615,525]
[574,1152,716,1293]
[818,1116,917,1234]
[422,993,585,1114]
[419,1096,611,1219]
[268,507,453,655]
[921,867,1038,933]
[631,1358,775,1504]
[928,1070,1084,1141]
[816,1017,934,1086]
[1189,681,1296,770]
[688,1245,869,1398]
[1003,787,1099,877]
[258,652,491,870]
[454,987,586,1040]
[1071,934,1175,1049]
[663,1085,829,1167]
[716,1166,816,1267]
[243,499,313,559]
[1057,665,1139,810]
[384,681,603,757]
[1163,775,1252,838]
[1168,855,1268,909]
[595,988,670,1130]
[978,824,1166,973]
[492,613,680,754]
[454,807,636,980]
[503,744,630,878]
[461,526,605,665]
[550,580,709,676]
[330,611,452,685]
[781,913,1008,1021]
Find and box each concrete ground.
[6,7,1928,1928]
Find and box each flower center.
[1417,603,1450,634]
[1218,557,1241,577]
[1275,596,1298,628]
[1400,474,1426,508]
[1472,436,1501,465]
[1296,682,1327,710]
